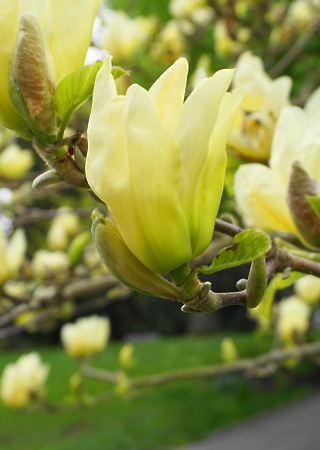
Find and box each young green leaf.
[54,63,128,138]
[196,230,271,275]
[54,62,102,134]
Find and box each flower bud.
[61,315,111,358]
[221,337,238,363]
[119,343,135,370]
[287,160,320,248]
[276,295,311,342]
[246,256,267,308]
[11,14,56,136]
[294,275,320,304]
[92,211,180,300]
[0,144,34,178]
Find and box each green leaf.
[54,62,129,138]
[196,230,271,275]
[54,62,102,130]
[306,196,320,221]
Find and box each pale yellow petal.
[264,76,292,117]
[0,228,10,284]
[117,84,192,273]
[149,57,188,132]
[298,113,320,180]
[304,87,320,118]
[235,164,297,233]
[47,0,102,84]
[7,228,27,275]
[174,69,234,229]
[270,106,306,183]
[192,89,243,256]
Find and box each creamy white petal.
[305,87,320,118]
[235,164,297,233]
[264,76,292,117]
[270,106,306,183]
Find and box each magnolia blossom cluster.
[235,86,320,240]
[0,352,49,409]
[61,315,111,358]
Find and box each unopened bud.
[12,14,56,136]
[119,343,135,370]
[92,211,180,300]
[287,160,320,248]
[246,256,267,308]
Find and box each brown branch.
[83,341,320,388]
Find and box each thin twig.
[83,341,320,388]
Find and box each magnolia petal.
[47,0,102,84]
[305,87,320,118]
[86,99,127,205]
[264,76,292,117]
[174,69,234,227]
[234,164,297,234]
[88,56,117,120]
[270,106,306,183]
[118,84,192,273]
[0,228,10,284]
[233,51,270,96]
[192,89,243,256]
[149,57,188,132]
[299,114,320,181]
[7,229,27,275]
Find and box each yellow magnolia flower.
[47,208,80,251]
[86,57,242,274]
[234,88,320,236]
[294,275,320,305]
[0,227,26,285]
[0,144,34,178]
[229,51,292,161]
[152,21,187,65]
[0,0,101,134]
[101,11,155,63]
[61,315,110,358]
[0,352,49,409]
[31,249,70,279]
[276,295,311,342]
[213,20,245,59]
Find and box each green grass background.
[0,333,314,450]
